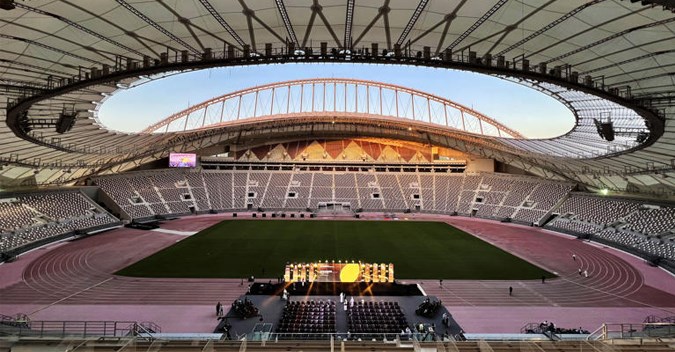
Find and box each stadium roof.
[0,0,674,198]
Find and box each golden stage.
[284,261,394,283]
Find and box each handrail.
[0,319,161,338]
[477,340,495,352]
[586,324,606,341]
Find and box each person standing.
[508,286,513,296]
[572,254,576,261]
[216,302,222,317]
[541,275,546,284]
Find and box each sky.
[97,63,574,139]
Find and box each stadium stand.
[546,218,602,235]
[554,194,642,226]
[89,167,675,264]
[545,194,675,262]
[8,167,652,267]
[0,191,121,254]
[93,170,575,220]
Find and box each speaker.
[600,123,615,141]
[56,112,77,134]
[594,119,615,142]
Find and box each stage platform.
[248,282,423,296]
[216,289,462,340]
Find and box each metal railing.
[587,322,675,340]
[0,319,160,338]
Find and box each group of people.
[415,297,442,318]
[231,297,259,319]
[573,254,590,277]
[525,320,588,335]
[339,292,356,311]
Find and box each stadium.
[1,0,675,351]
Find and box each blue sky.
[97,63,573,138]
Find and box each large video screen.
[169,153,197,168]
[284,262,394,283]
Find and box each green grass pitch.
[116,220,554,280]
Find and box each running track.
[0,214,673,333]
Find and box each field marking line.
[151,229,197,236]
[28,277,113,316]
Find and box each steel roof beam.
[476,0,557,55]
[444,0,509,53]
[238,0,287,51]
[197,0,246,47]
[114,0,201,55]
[544,17,675,65]
[14,3,146,58]
[525,7,648,60]
[495,0,605,57]
[314,1,343,48]
[344,0,355,49]
[581,49,675,75]
[0,58,72,77]
[301,4,318,48]
[353,0,390,48]
[395,0,429,47]
[0,34,102,65]
[274,0,299,48]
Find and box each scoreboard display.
[168,153,197,168]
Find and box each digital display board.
[284,261,394,283]
[169,153,197,168]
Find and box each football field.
[117,220,554,280]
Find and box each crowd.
[525,320,589,335]
[230,298,259,319]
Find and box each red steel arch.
[141,78,524,139]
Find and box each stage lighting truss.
[499,76,650,158]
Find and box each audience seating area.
[347,301,408,339]
[276,300,336,338]
[545,194,675,261]
[0,191,120,254]
[91,170,574,225]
